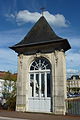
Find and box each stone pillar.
[16,54,28,112]
[51,50,67,115]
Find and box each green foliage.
[2,71,17,111]
[2,80,16,111]
[6,82,16,111]
[6,96,16,111]
[68,101,72,109]
[3,80,16,97]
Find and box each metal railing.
[66,97,80,115]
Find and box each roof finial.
[40,7,45,16]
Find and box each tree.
[6,81,16,111]
[2,71,17,110]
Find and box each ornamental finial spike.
[40,7,45,16]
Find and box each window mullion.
[39,73,41,98]
[45,72,47,98]
[34,73,36,97]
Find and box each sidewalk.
[0,116,27,120]
[0,110,80,120]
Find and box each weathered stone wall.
[16,54,28,111]
[52,50,67,115]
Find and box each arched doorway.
[28,57,51,112]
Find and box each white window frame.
[29,58,51,98]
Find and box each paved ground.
[0,110,80,120]
[0,117,27,120]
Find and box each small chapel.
[10,15,71,115]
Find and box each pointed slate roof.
[10,16,71,53]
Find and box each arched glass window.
[29,58,51,98]
[30,58,50,70]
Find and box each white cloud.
[69,37,80,48]
[43,11,68,27]
[9,10,68,27]
[66,68,79,78]
[67,69,79,74]
[0,48,17,62]
[0,48,17,72]
[16,10,40,23]
[66,51,80,72]
[5,14,15,19]
[66,51,80,77]
[0,28,26,47]
[5,13,15,22]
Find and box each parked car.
[73,93,80,97]
[67,92,80,98]
[67,93,75,98]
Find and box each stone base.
[16,104,26,112]
[54,110,66,115]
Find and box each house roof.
[10,16,71,53]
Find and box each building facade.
[10,16,71,114]
[67,75,80,93]
[0,79,4,97]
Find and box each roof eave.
[10,38,70,48]
[9,39,71,53]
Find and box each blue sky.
[0,0,80,75]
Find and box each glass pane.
[46,64,50,69]
[35,74,39,97]
[47,73,51,97]
[32,62,36,66]
[30,74,34,80]
[30,66,34,70]
[41,73,45,97]
[35,67,38,70]
[30,74,34,97]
